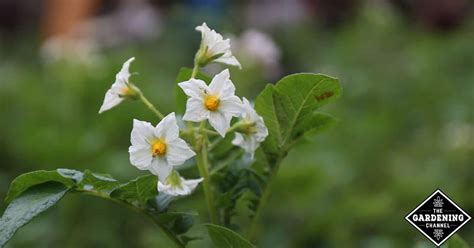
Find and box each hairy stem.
[191,63,199,79]
[138,92,165,120]
[195,138,219,224]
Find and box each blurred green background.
[0,0,473,247]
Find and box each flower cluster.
[99,23,268,197]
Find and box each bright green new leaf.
[205,224,256,248]
[0,182,69,247]
[175,67,211,114]
[110,174,158,206]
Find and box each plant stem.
[191,63,199,78]
[247,156,283,241]
[73,190,185,248]
[195,138,219,224]
[138,92,164,120]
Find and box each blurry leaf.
[0,182,68,247]
[171,215,194,235]
[155,211,198,224]
[175,67,211,114]
[78,170,120,193]
[255,73,341,155]
[441,234,470,248]
[4,170,77,203]
[205,224,256,248]
[110,175,157,206]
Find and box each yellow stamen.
[121,87,130,95]
[204,95,220,111]
[151,140,167,156]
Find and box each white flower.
[128,113,196,181]
[232,97,268,158]
[178,69,242,137]
[99,57,137,113]
[195,22,241,68]
[157,170,203,196]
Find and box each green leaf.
[205,224,256,248]
[0,182,69,247]
[78,170,120,193]
[255,73,341,154]
[441,234,470,248]
[4,170,77,203]
[254,84,282,155]
[110,175,157,206]
[175,67,211,114]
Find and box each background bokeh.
[0,0,473,247]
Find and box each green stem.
[138,92,165,120]
[73,189,185,248]
[247,157,283,241]
[191,63,199,79]
[195,139,219,224]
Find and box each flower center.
[204,95,220,111]
[151,140,167,156]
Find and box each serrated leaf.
[78,170,120,193]
[175,67,211,114]
[5,170,77,203]
[0,182,68,247]
[205,224,256,248]
[441,234,470,248]
[110,175,157,206]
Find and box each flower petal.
[209,69,235,97]
[209,111,232,137]
[131,119,155,147]
[183,98,209,122]
[98,89,124,113]
[166,139,196,166]
[215,54,241,69]
[219,96,243,117]
[116,57,135,82]
[149,158,172,181]
[128,145,152,170]
[178,79,207,99]
[154,112,179,142]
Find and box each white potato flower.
[99,57,138,113]
[195,22,241,68]
[232,97,268,158]
[157,170,203,196]
[178,69,242,137]
[129,113,196,181]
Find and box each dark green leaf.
[110,175,157,206]
[5,170,77,203]
[0,182,69,247]
[78,170,120,193]
[205,224,256,248]
[175,67,211,114]
[171,215,194,235]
